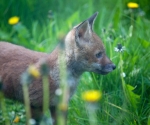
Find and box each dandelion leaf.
[126,84,140,109]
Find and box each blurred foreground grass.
[0,0,150,125]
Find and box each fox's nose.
[112,64,116,70]
[104,63,116,72]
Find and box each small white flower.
[20,115,24,119]
[11,111,15,116]
[114,44,125,52]
[29,119,36,125]
[114,47,119,52]
[55,88,62,96]
[121,72,126,77]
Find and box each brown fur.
[0,12,115,124]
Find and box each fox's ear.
[75,20,91,44]
[87,12,98,30]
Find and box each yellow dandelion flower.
[28,65,40,78]
[13,116,20,123]
[8,16,20,25]
[82,90,102,102]
[127,2,139,9]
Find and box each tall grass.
[0,0,150,125]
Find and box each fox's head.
[65,12,116,75]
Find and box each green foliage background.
[0,0,150,125]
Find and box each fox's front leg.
[30,106,43,125]
[31,106,56,125]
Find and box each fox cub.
[0,12,116,124]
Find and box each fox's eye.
[96,52,103,58]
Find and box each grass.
[0,0,150,125]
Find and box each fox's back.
[0,42,46,64]
[0,42,47,101]
[0,42,47,81]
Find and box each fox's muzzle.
[94,63,116,75]
[102,63,116,72]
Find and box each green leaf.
[128,25,133,37]
[148,115,150,125]
[13,23,30,38]
[125,84,140,109]
[0,30,10,40]
[113,7,121,29]
[138,38,150,48]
